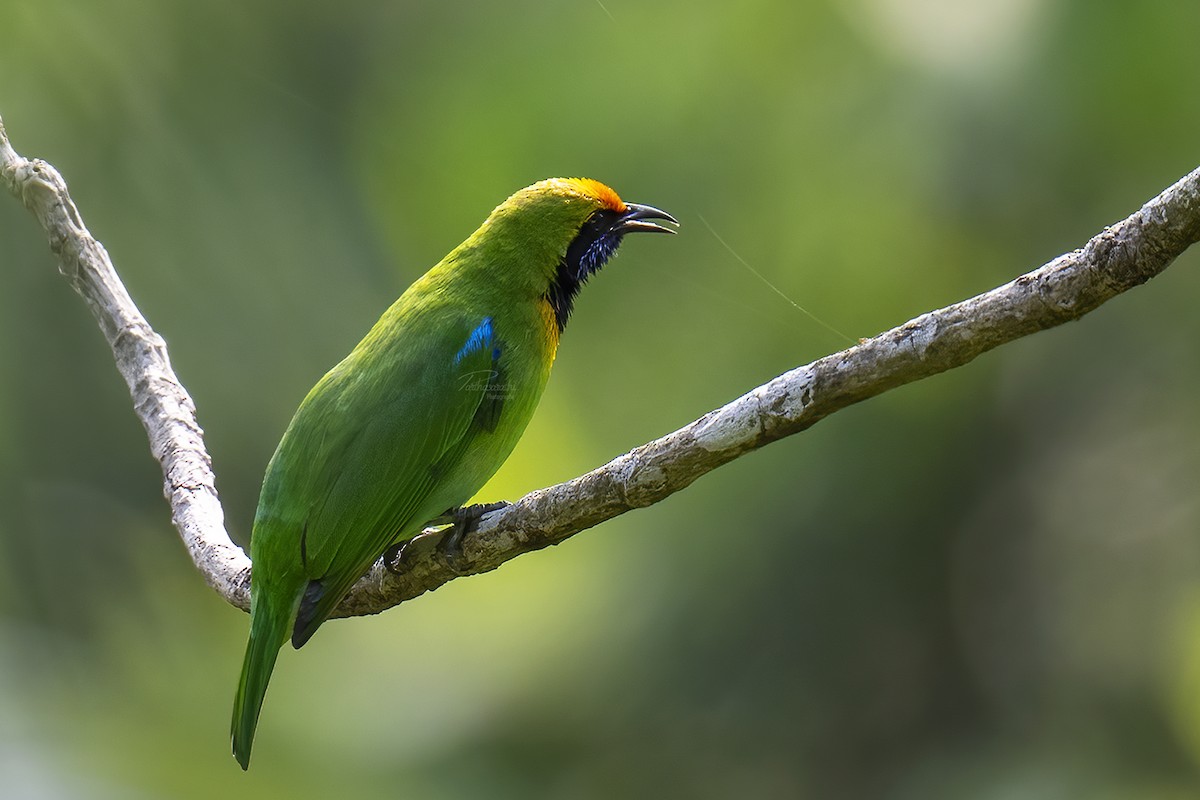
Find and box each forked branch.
[3,113,1199,620]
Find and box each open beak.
[616,203,679,235]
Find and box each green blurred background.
[3,0,1200,797]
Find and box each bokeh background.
[2,1,1200,797]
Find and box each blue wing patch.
[455,317,495,365]
[451,317,506,434]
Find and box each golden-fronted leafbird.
[231,178,676,768]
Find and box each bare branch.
[4,113,1199,622]
[1,115,251,610]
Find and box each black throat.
[545,208,626,333]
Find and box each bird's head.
[479,177,676,331]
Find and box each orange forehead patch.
[562,178,627,213]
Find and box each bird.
[230,177,676,769]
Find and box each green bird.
[230,177,676,769]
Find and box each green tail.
[231,601,289,770]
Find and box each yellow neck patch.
[537,297,561,360]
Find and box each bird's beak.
[617,203,679,235]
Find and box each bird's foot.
[438,501,510,574]
[383,539,411,574]
[383,521,449,574]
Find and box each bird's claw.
[437,501,510,573]
[383,539,411,574]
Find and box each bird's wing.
[266,314,504,643]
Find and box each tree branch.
[1,115,252,609]
[4,113,1200,621]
